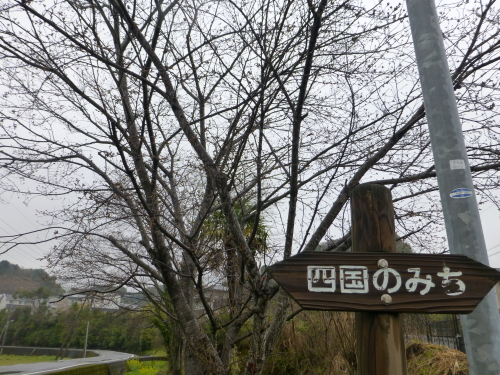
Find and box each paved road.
[0,350,135,375]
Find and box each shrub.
[125,359,168,375]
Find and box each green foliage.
[0,354,60,366]
[201,198,269,254]
[3,305,163,354]
[149,313,174,355]
[0,260,20,274]
[125,359,168,375]
[14,287,52,300]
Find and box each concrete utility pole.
[83,293,94,358]
[405,0,500,373]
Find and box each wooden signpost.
[268,252,500,314]
[268,185,500,375]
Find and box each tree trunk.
[257,292,290,375]
[170,323,185,375]
[185,346,205,375]
[245,295,269,375]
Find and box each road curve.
[0,350,135,375]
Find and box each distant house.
[120,292,147,307]
[194,285,228,318]
[49,295,86,311]
[0,273,54,312]
[92,294,121,312]
[48,293,122,312]
[0,281,142,313]
[0,291,113,313]
[0,293,38,311]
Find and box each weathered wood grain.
[351,184,406,375]
[268,252,500,313]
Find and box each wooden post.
[351,184,407,375]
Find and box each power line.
[0,219,48,269]
[0,217,47,258]
[487,243,500,258]
[8,201,44,230]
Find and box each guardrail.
[45,356,167,375]
[0,347,167,374]
[0,346,98,358]
[0,346,134,374]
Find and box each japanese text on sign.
[307,261,466,296]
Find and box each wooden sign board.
[268,252,500,314]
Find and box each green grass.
[0,354,61,366]
[125,359,168,375]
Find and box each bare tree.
[1,0,500,373]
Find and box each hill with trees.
[0,260,63,295]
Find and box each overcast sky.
[0,193,58,269]
[1,189,500,270]
[0,0,498,273]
